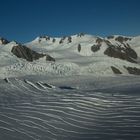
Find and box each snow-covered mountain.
[1,34,140,140]
[0,33,140,78]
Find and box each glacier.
[0,34,140,140]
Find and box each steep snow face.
[0,34,140,78]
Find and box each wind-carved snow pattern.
[0,34,140,140]
[0,76,140,140]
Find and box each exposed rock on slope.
[0,34,140,77]
[115,36,132,43]
[111,66,122,74]
[59,36,73,44]
[104,43,137,63]
[89,37,138,63]
[91,44,101,52]
[46,55,55,62]
[107,36,114,39]
[96,37,103,44]
[25,34,140,76]
[11,44,55,62]
[77,33,85,37]
[39,36,50,42]
[124,66,140,75]
[0,37,9,45]
[78,44,81,52]
[107,36,132,43]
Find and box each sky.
[0,0,140,43]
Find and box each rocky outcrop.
[0,37,9,45]
[59,36,66,44]
[91,44,101,52]
[40,36,50,40]
[107,36,114,39]
[77,33,85,37]
[67,36,72,43]
[38,36,50,43]
[52,38,56,43]
[111,66,122,74]
[78,44,81,52]
[46,55,55,62]
[124,66,140,75]
[90,38,103,53]
[124,44,137,59]
[104,43,137,63]
[96,37,103,44]
[106,36,132,43]
[115,36,131,43]
[11,45,45,61]
[11,44,55,62]
[59,36,72,44]
[104,40,112,45]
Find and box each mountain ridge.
[0,33,140,78]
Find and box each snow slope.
[0,34,140,78]
[26,34,140,76]
[0,34,140,140]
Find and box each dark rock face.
[104,40,112,45]
[52,38,56,43]
[59,36,72,44]
[59,39,63,44]
[107,36,114,39]
[124,66,140,75]
[67,36,72,43]
[0,37,9,45]
[90,38,103,53]
[59,36,66,44]
[46,55,55,62]
[91,44,101,52]
[96,38,103,44]
[111,66,122,74]
[11,44,55,62]
[104,43,137,63]
[11,45,45,61]
[115,36,131,43]
[38,36,50,43]
[78,44,81,52]
[77,33,85,37]
[40,36,50,40]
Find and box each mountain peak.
[0,37,9,45]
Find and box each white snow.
[0,34,140,140]
[0,34,140,79]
